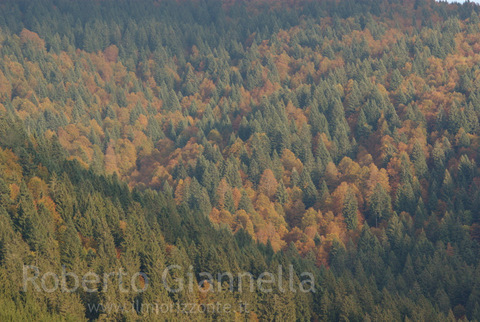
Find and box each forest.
[0,0,480,320]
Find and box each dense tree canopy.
[0,0,480,320]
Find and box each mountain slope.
[0,0,480,320]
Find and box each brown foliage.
[259,169,278,199]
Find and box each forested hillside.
[1,0,480,320]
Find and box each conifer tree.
[343,188,358,230]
